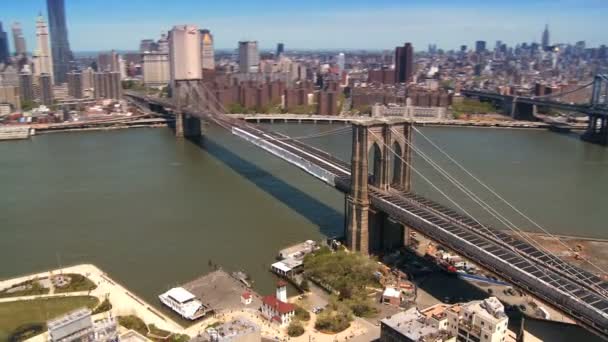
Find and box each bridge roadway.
[461,89,608,117]
[126,92,608,338]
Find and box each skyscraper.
[200,29,215,71]
[11,22,27,56]
[238,41,259,73]
[475,40,486,53]
[39,73,53,105]
[67,71,82,99]
[276,43,284,58]
[0,22,9,63]
[169,25,202,82]
[34,15,53,83]
[336,53,345,73]
[542,24,550,51]
[47,0,73,84]
[394,43,413,84]
[19,71,34,102]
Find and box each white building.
[380,297,510,342]
[261,281,296,327]
[159,287,207,320]
[372,104,448,120]
[33,15,53,83]
[446,297,509,342]
[143,52,170,87]
[47,308,118,342]
[169,25,202,82]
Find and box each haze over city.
[3,0,608,50]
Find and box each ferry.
[158,287,207,320]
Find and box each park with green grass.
[0,296,99,341]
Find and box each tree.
[287,321,305,337]
[299,278,310,291]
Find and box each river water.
[1,124,606,340]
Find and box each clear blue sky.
[2,0,607,51]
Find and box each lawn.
[54,274,98,293]
[0,279,50,298]
[0,296,99,341]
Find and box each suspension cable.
[412,126,608,277]
[391,129,604,290]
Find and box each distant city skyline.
[1,0,608,52]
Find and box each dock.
[180,269,262,313]
[0,126,30,141]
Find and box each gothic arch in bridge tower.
[346,119,413,255]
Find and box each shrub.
[287,321,305,337]
[295,306,311,321]
[314,310,351,333]
[92,298,112,314]
[118,315,147,336]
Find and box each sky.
[1,0,607,52]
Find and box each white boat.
[158,287,207,320]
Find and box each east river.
[1,123,607,341]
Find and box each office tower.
[0,22,9,63]
[157,33,169,54]
[475,40,486,53]
[542,24,550,51]
[394,42,413,83]
[140,39,156,53]
[276,43,284,58]
[19,71,34,102]
[47,0,73,84]
[67,71,82,98]
[169,25,202,82]
[39,73,53,105]
[33,15,54,83]
[336,53,345,73]
[238,41,259,73]
[460,45,467,53]
[11,22,27,56]
[142,52,170,87]
[200,29,215,71]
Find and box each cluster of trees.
[452,98,497,117]
[303,247,381,333]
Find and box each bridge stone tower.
[347,118,413,255]
[173,80,208,138]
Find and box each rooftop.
[47,308,92,330]
[164,287,196,303]
[206,318,260,341]
[262,295,295,314]
[381,308,443,341]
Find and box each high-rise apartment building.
[11,22,27,56]
[394,42,414,84]
[0,22,9,63]
[200,29,215,71]
[47,0,73,84]
[276,43,284,58]
[39,73,53,105]
[475,40,487,53]
[542,24,550,51]
[157,34,169,54]
[67,71,82,99]
[93,71,122,100]
[238,41,259,73]
[33,15,54,83]
[19,71,34,102]
[169,25,202,82]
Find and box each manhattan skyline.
[1,0,607,52]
